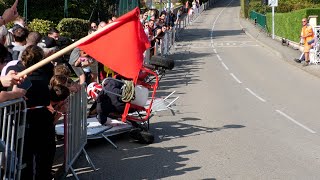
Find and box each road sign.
[268,0,278,7]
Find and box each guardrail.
[249,10,267,29]
[0,98,27,180]
[63,85,96,180]
[150,0,216,58]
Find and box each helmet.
[87,82,102,99]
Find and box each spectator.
[144,21,149,37]
[40,28,60,48]
[54,63,71,76]
[53,64,80,92]
[0,25,13,62]
[0,0,19,26]
[168,11,176,28]
[26,31,42,46]
[11,27,29,60]
[0,44,25,102]
[98,21,107,30]
[148,20,155,40]
[300,18,314,66]
[68,48,94,85]
[140,12,148,24]
[153,24,167,43]
[47,84,70,125]
[8,16,26,34]
[10,45,55,180]
[90,22,98,31]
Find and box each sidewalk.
[239,17,320,78]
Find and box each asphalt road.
[65,0,320,179]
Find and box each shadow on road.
[66,118,245,179]
[151,118,246,143]
[69,141,201,179]
[155,51,211,97]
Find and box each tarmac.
[238,17,320,78]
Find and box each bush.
[249,0,316,14]
[56,18,89,39]
[266,8,320,42]
[28,19,55,35]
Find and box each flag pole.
[17,21,119,77]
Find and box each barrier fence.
[63,85,95,180]
[249,10,267,29]
[0,98,26,180]
[0,1,219,179]
[144,0,216,60]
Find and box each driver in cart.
[87,80,154,143]
[87,80,127,125]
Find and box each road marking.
[230,73,242,83]
[213,49,217,53]
[221,62,229,70]
[122,154,153,160]
[211,0,235,31]
[275,110,316,134]
[245,88,266,102]
[216,54,222,61]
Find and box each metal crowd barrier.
[145,0,216,59]
[0,98,27,180]
[63,85,96,180]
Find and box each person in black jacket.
[7,45,54,180]
[88,79,126,125]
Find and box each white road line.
[221,62,229,70]
[211,0,235,31]
[275,110,316,134]
[216,54,222,61]
[213,49,217,53]
[245,88,266,102]
[230,73,242,83]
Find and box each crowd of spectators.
[0,0,187,177]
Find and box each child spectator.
[53,64,81,92]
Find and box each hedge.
[28,19,55,35]
[266,8,320,42]
[57,18,90,39]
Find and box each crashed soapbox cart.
[56,66,178,148]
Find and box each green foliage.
[266,8,320,42]
[56,18,89,39]
[240,0,248,18]
[249,0,317,14]
[248,0,265,14]
[28,19,55,35]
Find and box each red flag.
[78,7,150,79]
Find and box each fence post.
[62,86,96,179]
[0,98,27,180]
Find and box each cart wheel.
[149,56,175,70]
[139,131,154,144]
[129,128,154,144]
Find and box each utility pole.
[268,0,278,39]
[23,0,27,21]
[64,0,68,18]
